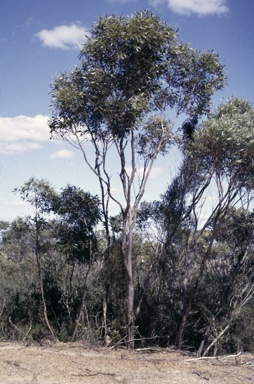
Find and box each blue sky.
[1,0,254,221]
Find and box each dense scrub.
[1,201,254,355]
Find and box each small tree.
[49,10,225,348]
[52,185,101,341]
[15,178,58,340]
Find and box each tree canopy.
[50,11,225,139]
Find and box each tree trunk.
[176,227,217,347]
[71,282,87,342]
[35,229,56,341]
[122,208,135,349]
[127,278,135,349]
[103,295,108,345]
[127,219,135,349]
[176,292,194,348]
[38,269,57,340]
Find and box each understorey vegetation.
[1,11,254,355]
[1,157,254,355]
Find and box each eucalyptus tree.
[167,98,254,348]
[49,10,225,347]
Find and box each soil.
[0,342,254,383]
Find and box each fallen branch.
[202,324,230,357]
[185,356,219,362]
[186,352,242,363]
[136,347,163,353]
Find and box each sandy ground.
[0,342,254,383]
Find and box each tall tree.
[49,10,225,348]
[166,98,254,347]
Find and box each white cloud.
[1,142,42,155]
[151,0,229,16]
[0,115,49,155]
[50,149,74,159]
[35,24,89,49]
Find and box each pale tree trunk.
[35,240,57,341]
[127,220,134,349]
[127,279,134,349]
[119,124,169,349]
[103,295,108,345]
[121,202,136,349]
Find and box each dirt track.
[0,342,254,383]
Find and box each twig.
[193,371,210,381]
[110,335,127,349]
[72,369,116,377]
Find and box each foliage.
[52,185,101,264]
[189,98,254,190]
